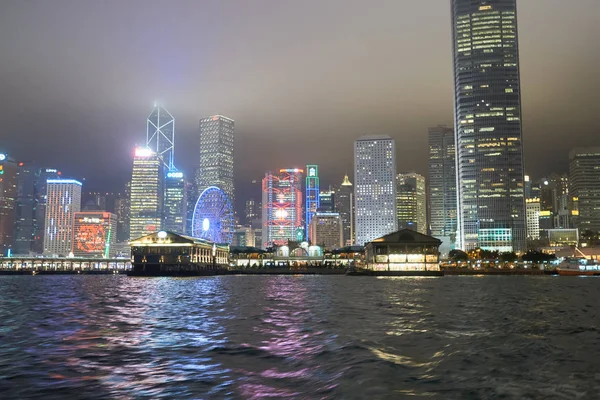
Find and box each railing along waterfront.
[0,257,131,274]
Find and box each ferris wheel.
[192,186,234,244]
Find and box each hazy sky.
[1,0,599,204]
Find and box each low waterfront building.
[129,231,228,275]
[364,229,441,271]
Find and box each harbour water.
[0,275,598,399]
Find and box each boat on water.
[557,257,600,276]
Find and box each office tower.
[163,170,187,234]
[308,212,343,250]
[13,161,39,255]
[72,211,117,258]
[569,147,600,232]
[196,115,235,204]
[232,226,256,247]
[428,126,457,242]
[451,0,526,252]
[396,173,427,235]
[115,185,130,243]
[305,165,320,238]
[335,174,354,246]
[185,180,196,236]
[147,104,175,170]
[262,169,304,248]
[0,154,17,255]
[354,135,397,245]
[34,168,60,253]
[129,147,164,240]
[318,190,335,212]
[245,199,259,224]
[525,198,540,240]
[43,179,82,256]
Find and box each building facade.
[72,211,118,257]
[305,165,320,238]
[396,173,427,235]
[43,179,82,256]
[318,190,335,212]
[570,147,600,233]
[13,161,39,255]
[0,154,17,255]
[163,170,187,234]
[146,104,175,170]
[196,115,235,204]
[451,0,527,252]
[335,174,354,246]
[354,135,397,245]
[428,125,457,242]
[262,169,304,248]
[526,198,540,240]
[308,212,343,250]
[115,183,130,243]
[129,147,164,241]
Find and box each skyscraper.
[262,169,304,248]
[72,211,118,258]
[569,147,600,232]
[428,126,457,242]
[129,147,164,240]
[305,165,320,238]
[196,115,235,204]
[115,184,130,243]
[308,212,343,250]
[335,174,354,246]
[396,173,427,235]
[0,153,17,255]
[451,0,526,252]
[14,161,39,255]
[163,170,187,234]
[146,104,175,170]
[354,135,397,245]
[43,179,82,256]
[34,168,60,253]
[318,190,335,212]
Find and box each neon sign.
[167,171,183,178]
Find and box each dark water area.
[0,276,599,399]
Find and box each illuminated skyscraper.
[115,185,130,243]
[354,136,397,245]
[428,126,457,241]
[318,190,335,212]
[196,115,235,204]
[569,147,600,232]
[262,169,304,248]
[163,170,187,234]
[308,212,343,250]
[335,174,354,246]
[396,173,427,235]
[452,0,526,252]
[129,147,164,240]
[72,211,117,258]
[34,168,60,253]
[305,165,320,238]
[0,153,17,255]
[43,179,82,256]
[146,104,175,170]
[13,161,39,255]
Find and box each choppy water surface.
[0,275,599,399]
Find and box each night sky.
[1,0,599,202]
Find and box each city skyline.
[1,0,598,197]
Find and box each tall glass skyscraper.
[305,165,320,238]
[129,148,164,240]
[335,174,354,246]
[354,135,397,245]
[569,147,600,232]
[147,104,175,170]
[163,170,187,234]
[396,173,427,235]
[196,115,235,205]
[0,154,17,256]
[43,179,82,256]
[451,0,526,252]
[14,161,39,255]
[428,126,457,242]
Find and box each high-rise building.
[147,104,175,170]
[354,135,397,245]
[569,147,600,232]
[34,168,60,253]
[335,174,354,246]
[396,173,427,235]
[0,153,17,255]
[13,161,39,255]
[318,190,335,212]
[262,169,304,248]
[196,115,235,204]
[308,212,343,250]
[72,211,118,258]
[428,126,457,242]
[451,0,526,252]
[129,147,164,240]
[163,170,187,234]
[526,198,540,240]
[245,199,258,225]
[305,165,320,238]
[185,180,197,236]
[115,186,130,243]
[43,179,82,256]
